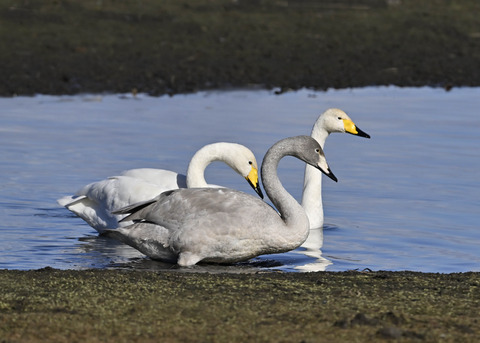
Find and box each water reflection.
[251,227,333,272]
[74,229,333,272]
[77,235,144,260]
[295,228,332,271]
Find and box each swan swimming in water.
[288,108,369,271]
[107,136,338,266]
[59,109,368,236]
[57,142,263,234]
[302,108,370,229]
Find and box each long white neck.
[262,138,310,248]
[186,143,238,188]
[301,120,329,229]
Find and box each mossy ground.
[1,269,479,342]
[2,1,480,342]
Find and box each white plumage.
[58,142,262,233]
[302,108,370,229]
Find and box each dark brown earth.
[2,0,480,96]
[1,1,479,342]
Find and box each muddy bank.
[2,0,480,96]
[1,269,479,342]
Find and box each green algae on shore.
[1,269,479,342]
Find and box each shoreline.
[1,269,479,342]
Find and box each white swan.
[254,109,368,272]
[58,142,263,234]
[106,136,338,266]
[302,108,370,229]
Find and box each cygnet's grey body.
[108,136,337,266]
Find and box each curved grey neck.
[301,122,329,229]
[262,138,310,237]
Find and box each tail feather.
[57,195,87,208]
[112,197,158,218]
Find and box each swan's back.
[114,188,287,265]
[120,168,187,188]
[119,188,276,237]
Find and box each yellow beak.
[343,119,371,138]
[245,167,264,199]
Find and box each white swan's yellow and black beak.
[245,167,264,199]
[343,119,371,139]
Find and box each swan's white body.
[107,136,337,266]
[58,143,262,234]
[302,108,370,229]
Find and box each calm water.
[1,87,479,273]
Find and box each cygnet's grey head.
[293,136,338,182]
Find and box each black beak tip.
[247,178,264,199]
[256,187,264,199]
[327,169,338,182]
[356,126,370,139]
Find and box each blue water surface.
[0,87,478,272]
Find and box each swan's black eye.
[337,117,342,120]
[315,148,320,153]
[248,161,253,165]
